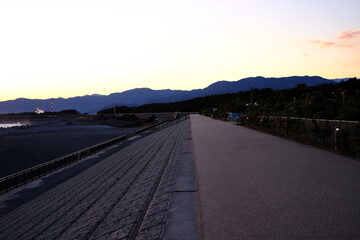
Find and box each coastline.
[0,117,140,178]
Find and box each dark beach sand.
[0,119,139,177]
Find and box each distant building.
[228,112,242,121]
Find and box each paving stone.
[0,120,188,240]
[61,225,93,240]
[40,221,71,237]
[145,201,170,216]
[95,214,138,236]
[36,231,63,240]
[140,210,167,230]
[137,225,164,240]
[91,222,136,240]
[151,192,172,206]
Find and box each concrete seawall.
[0,119,197,239]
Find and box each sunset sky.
[0,0,359,101]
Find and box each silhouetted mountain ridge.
[0,76,341,114]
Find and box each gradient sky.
[1,0,359,101]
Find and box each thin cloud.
[309,30,359,48]
[309,40,354,47]
[308,40,335,47]
[337,30,360,40]
[336,43,355,48]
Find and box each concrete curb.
[163,120,199,240]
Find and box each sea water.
[0,122,25,128]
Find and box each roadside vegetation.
[99,78,360,121]
[98,78,360,157]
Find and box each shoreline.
[0,118,140,178]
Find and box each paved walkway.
[191,114,360,239]
[2,114,360,240]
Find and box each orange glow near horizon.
[0,0,359,101]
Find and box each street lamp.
[335,127,340,150]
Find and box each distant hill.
[0,76,340,114]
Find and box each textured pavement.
[3,114,360,240]
[0,119,192,240]
[191,114,360,240]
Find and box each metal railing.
[0,134,127,194]
[135,121,168,134]
[0,115,188,194]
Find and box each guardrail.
[0,115,188,194]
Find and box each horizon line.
[1,75,353,102]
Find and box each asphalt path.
[191,114,360,240]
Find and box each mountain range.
[0,76,345,114]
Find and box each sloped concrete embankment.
[0,119,196,239]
